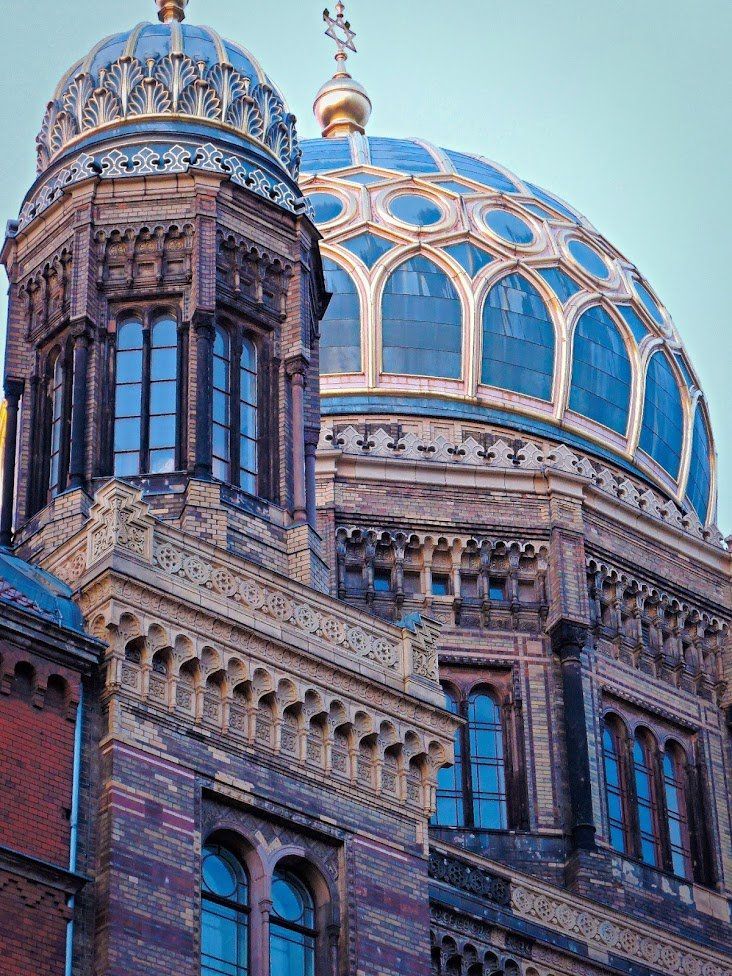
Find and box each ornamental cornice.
[318,425,727,555]
[429,844,732,976]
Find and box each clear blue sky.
[0,0,729,533]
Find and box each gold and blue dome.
[300,134,716,525]
[22,4,306,228]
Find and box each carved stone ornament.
[86,481,154,567]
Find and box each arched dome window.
[639,351,684,478]
[633,732,661,868]
[663,744,692,879]
[270,869,317,976]
[569,306,631,434]
[48,350,70,498]
[213,326,259,493]
[433,687,464,828]
[481,273,555,400]
[320,257,361,374]
[686,405,712,522]
[381,256,462,379]
[602,715,629,854]
[201,843,249,976]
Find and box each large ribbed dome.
[299,134,716,525]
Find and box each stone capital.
[548,619,589,662]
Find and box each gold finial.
[314,3,372,138]
[156,0,188,23]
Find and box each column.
[550,620,596,850]
[68,328,90,491]
[287,358,307,522]
[193,313,214,480]
[0,380,23,547]
[304,429,319,528]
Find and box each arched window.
[639,351,684,478]
[321,257,361,373]
[468,689,507,829]
[201,843,249,976]
[381,256,462,379]
[633,732,660,868]
[212,325,259,493]
[114,314,178,476]
[481,273,554,400]
[433,688,464,827]
[602,717,629,854]
[270,869,317,976]
[569,306,631,434]
[663,745,692,878]
[48,352,68,496]
[686,405,712,522]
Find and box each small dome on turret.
[35,1,301,182]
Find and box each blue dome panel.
[482,273,554,400]
[640,352,684,478]
[570,306,631,434]
[321,257,362,374]
[369,137,439,174]
[686,406,712,521]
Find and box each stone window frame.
[432,668,529,833]
[599,706,710,884]
[200,821,341,976]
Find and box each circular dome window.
[388,194,443,227]
[485,210,534,245]
[308,193,345,224]
[568,240,609,279]
[632,278,664,325]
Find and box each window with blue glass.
[320,257,361,373]
[48,349,71,498]
[201,843,249,976]
[663,745,692,879]
[632,277,664,325]
[568,240,609,279]
[523,181,581,223]
[536,267,581,304]
[686,405,712,522]
[114,314,178,477]
[639,351,684,477]
[340,232,394,270]
[481,273,554,400]
[633,733,660,868]
[468,689,507,830]
[485,210,534,245]
[442,241,494,278]
[212,324,260,491]
[270,870,317,976]
[388,194,443,227]
[307,192,344,224]
[617,305,649,344]
[569,306,631,434]
[433,688,464,827]
[381,256,462,378]
[368,137,439,174]
[443,149,519,193]
[602,716,629,854]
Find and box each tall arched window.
[321,257,361,374]
[270,869,317,976]
[569,306,631,434]
[602,716,629,854]
[468,689,507,829]
[48,352,68,496]
[639,351,684,478]
[663,744,691,878]
[686,405,712,522]
[433,688,464,827]
[212,326,232,483]
[633,732,660,867]
[114,314,178,476]
[212,325,259,493]
[481,273,554,400]
[201,843,249,976]
[381,256,462,378]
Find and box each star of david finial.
[323,3,357,65]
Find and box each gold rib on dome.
[313,2,372,138]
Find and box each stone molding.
[429,845,732,976]
[319,425,725,550]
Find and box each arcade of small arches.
[104,611,451,815]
